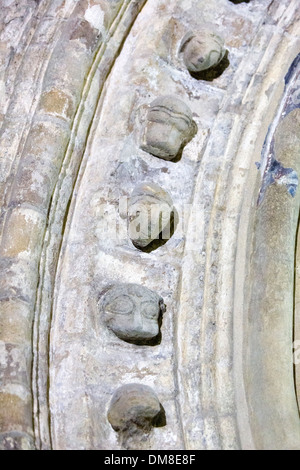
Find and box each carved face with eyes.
[100,284,166,345]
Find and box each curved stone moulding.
[0,0,85,451]
[295,216,300,413]
[48,0,228,450]
[232,29,300,451]
[1,0,300,452]
[33,0,148,451]
[243,61,300,450]
[176,0,300,451]
[48,0,300,451]
[0,0,147,451]
[0,0,78,211]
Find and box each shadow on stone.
[108,384,167,449]
[152,404,167,428]
[100,283,166,346]
[189,50,230,82]
[229,0,250,4]
[133,207,179,253]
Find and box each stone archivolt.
[0,0,300,451]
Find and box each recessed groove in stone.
[244,53,300,448]
[295,215,300,414]
[0,0,80,221]
[33,0,148,450]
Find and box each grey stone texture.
[100,283,165,345]
[0,0,300,451]
[128,182,175,250]
[140,96,197,161]
[179,30,226,73]
[107,383,164,432]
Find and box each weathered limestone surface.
[296,216,300,413]
[0,0,300,450]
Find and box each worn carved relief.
[107,384,166,448]
[140,96,197,161]
[179,30,226,74]
[128,183,177,251]
[100,283,166,345]
[108,384,165,432]
[1,0,300,452]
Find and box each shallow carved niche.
[128,182,178,252]
[107,384,166,441]
[100,283,166,345]
[179,30,229,81]
[140,95,197,161]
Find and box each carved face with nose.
[101,284,166,345]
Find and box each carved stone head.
[179,30,226,73]
[128,182,176,250]
[100,283,166,345]
[107,384,165,434]
[140,95,197,161]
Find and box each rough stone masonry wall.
[0,0,299,450]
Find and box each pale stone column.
[0,0,144,450]
[245,109,300,450]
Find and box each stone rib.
[32,0,147,450]
[0,0,136,450]
[176,0,300,450]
